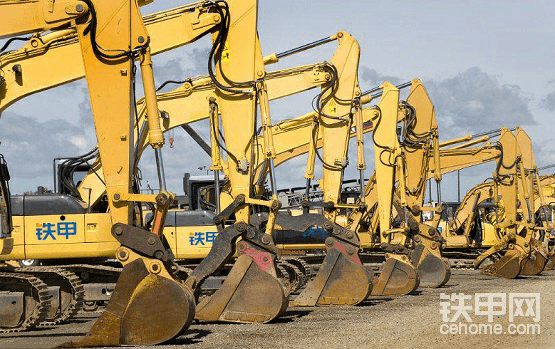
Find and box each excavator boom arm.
[0,2,220,114]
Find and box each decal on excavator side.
[35,222,77,241]
[188,231,218,246]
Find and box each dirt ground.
[1,269,553,349]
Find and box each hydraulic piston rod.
[361,81,412,100]
[275,35,337,59]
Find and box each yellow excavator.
[138,58,424,301]
[0,1,231,330]
[0,0,240,343]
[355,122,549,280]
[250,32,380,306]
[0,0,242,334]
[332,79,451,289]
[268,80,425,297]
[33,78,435,307]
[433,128,550,278]
[0,1,224,115]
[4,27,440,317]
[360,131,501,281]
[2,0,441,317]
[149,91,553,287]
[220,79,444,296]
[3,2,548,344]
[535,170,555,269]
[410,125,550,278]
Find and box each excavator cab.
[0,154,12,238]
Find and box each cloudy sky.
[1,0,554,202]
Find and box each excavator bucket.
[481,250,521,279]
[292,247,373,306]
[186,219,287,324]
[274,214,373,306]
[519,250,548,276]
[371,257,419,296]
[519,238,548,275]
[59,258,195,347]
[410,244,451,288]
[195,252,287,323]
[545,259,555,270]
[545,252,555,271]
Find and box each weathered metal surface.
[276,213,373,306]
[111,223,172,262]
[481,250,521,279]
[276,260,305,294]
[292,247,373,306]
[519,250,547,276]
[411,244,451,288]
[58,258,194,347]
[82,283,115,301]
[16,267,84,325]
[119,273,195,345]
[275,213,362,246]
[195,254,287,323]
[0,292,24,328]
[545,253,555,271]
[371,258,419,296]
[44,287,60,321]
[186,222,277,288]
[187,220,287,324]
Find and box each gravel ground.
[1,269,553,349]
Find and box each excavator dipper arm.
[58,0,198,346]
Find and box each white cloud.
[0,111,96,193]
[424,67,535,139]
[540,80,555,112]
[360,66,536,140]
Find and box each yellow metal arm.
[400,79,438,222]
[0,2,220,115]
[318,31,361,205]
[0,0,88,38]
[427,146,500,178]
[451,129,543,233]
[372,82,401,233]
[426,129,517,178]
[452,181,495,230]
[346,80,438,238]
[74,0,154,225]
[268,106,378,169]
